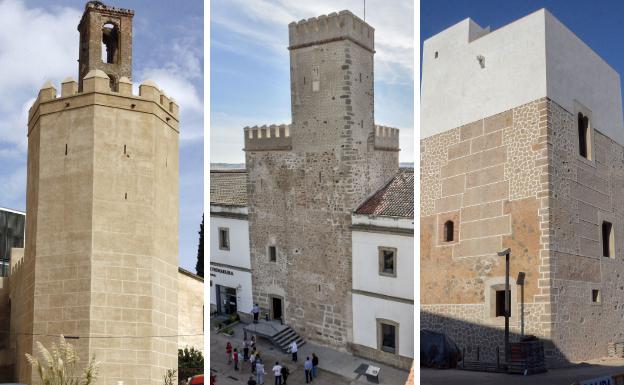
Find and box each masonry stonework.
[245,11,399,349]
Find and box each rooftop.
[355,168,414,218]
[210,169,248,207]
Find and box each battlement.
[243,124,292,151]
[29,69,179,128]
[84,1,134,16]
[288,10,374,52]
[374,125,400,151]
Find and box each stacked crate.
[507,341,547,375]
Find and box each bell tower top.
[77,1,134,91]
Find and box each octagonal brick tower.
[12,3,180,384]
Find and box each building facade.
[243,10,400,351]
[0,207,25,278]
[7,2,181,384]
[351,169,414,369]
[209,170,253,322]
[421,9,624,366]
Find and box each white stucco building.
[209,170,253,321]
[350,169,414,369]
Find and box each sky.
[210,0,415,164]
[0,0,203,272]
[421,0,624,98]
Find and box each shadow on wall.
[421,310,571,368]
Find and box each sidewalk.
[210,320,410,385]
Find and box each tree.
[196,214,204,277]
[178,346,204,381]
[25,335,99,385]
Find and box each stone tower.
[11,2,180,384]
[77,1,133,91]
[245,10,399,349]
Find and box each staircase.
[270,326,306,353]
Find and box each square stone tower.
[11,2,180,384]
[245,11,399,349]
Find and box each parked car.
[188,374,204,385]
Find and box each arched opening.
[443,220,454,242]
[101,22,119,64]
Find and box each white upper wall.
[210,215,250,269]
[421,9,624,144]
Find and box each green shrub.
[178,347,204,382]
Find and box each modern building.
[209,169,253,322]
[421,9,624,366]
[244,10,400,351]
[2,2,184,383]
[0,207,25,278]
[351,169,414,369]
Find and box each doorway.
[216,285,238,315]
[271,296,283,321]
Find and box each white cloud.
[213,0,414,83]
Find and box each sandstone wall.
[420,98,554,361]
[178,269,204,352]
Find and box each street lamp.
[497,248,511,363]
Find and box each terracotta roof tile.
[355,168,414,218]
[210,170,247,206]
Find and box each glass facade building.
[0,208,25,277]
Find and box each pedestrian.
[248,376,257,385]
[272,361,282,385]
[281,365,290,385]
[256,361,265,385]
[250,351,256,373]
[304,357,313,383]
[312,353,319,378]
[252,303,260,323]
[234,348,239,371]
[251,335,257,350]
[244,338,250,361]
[226,341,233,364]
[288,340,298,362]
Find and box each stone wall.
[420,98,554,362]
[178,269,204,352]
[547,99,624,364]
[0,277,11,381]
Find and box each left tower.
[10,2,180,384]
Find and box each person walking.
[252,303,260,323]
[304,357,313,383]
[250,351,256,373]
[288,340,298,362]
[281,365,290,385]
[251,335,257,350]
[248,376,257,385]
[312,353,319,378]
[226,341,233,364]
[233,348,240,371]
[256,361,265,385]
[272,361,282,385]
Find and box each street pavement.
[210,321,411,385]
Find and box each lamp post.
[498,248,511,363]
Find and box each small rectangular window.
[495,290,511,317]
[602,221,614,258]
[380,322,396,353]
[378,247,397,277]
[578,112,591,159]
[269,246,277,262]
[218,227,230,251]
[592,289,601,303]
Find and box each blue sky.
[211,0,414,163]
[0,0,203,272]
[421,0,624,91]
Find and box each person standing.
[272,361,282,385]
[288,340,298,362]
[256,361,265,385]
[281,366,290,385]
[251,335,257,350]
[304,357,313,383]
[312,353,319,378]
[226,341,233,364]
[250,351,256,373]
[243,338,250,361]
[233,348,240,371]
[252,303,260,323]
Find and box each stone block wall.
[420,98,554,362]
